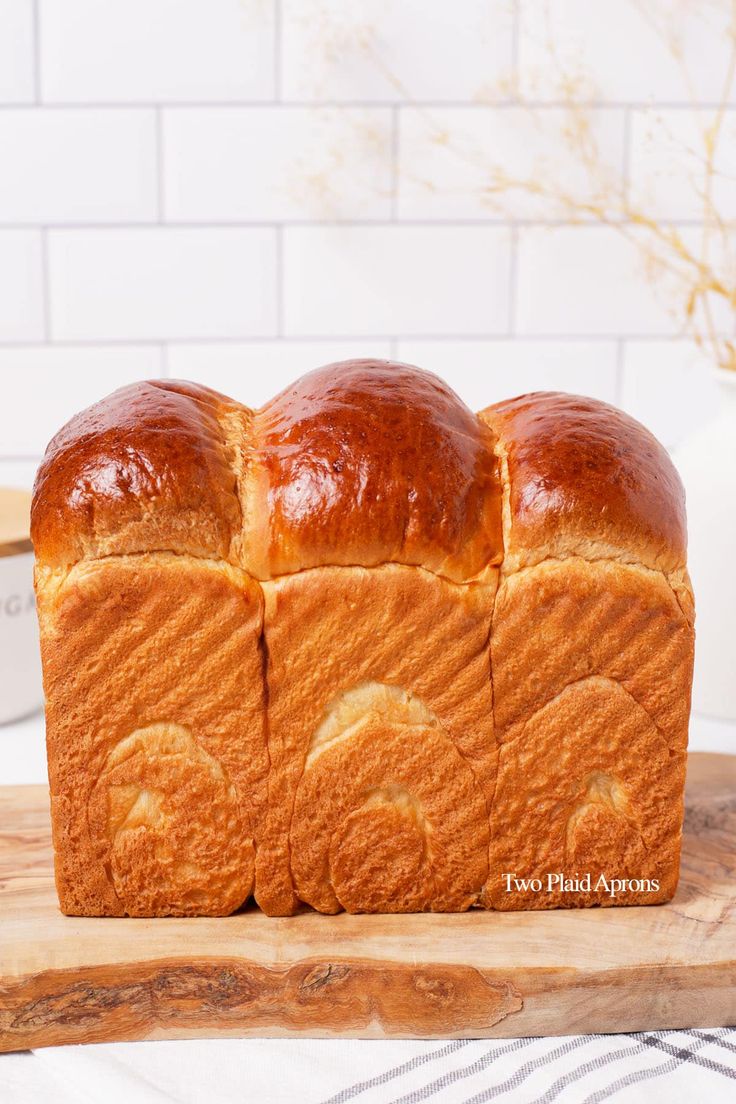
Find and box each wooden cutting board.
[1,752,734,1051]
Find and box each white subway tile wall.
[628,108,736,221]
[516,226,678,336]
[0,0,34,103]
[283,225,512,336]
[0,230,44,341]
[280,0,514,103]
[0,347,160,454]
[397,107,626,221]
[48,227,278,341]
[39,0,276,103]
[163,107,394,222]
[620,340,722,450]
[0,109,158,223]
[519,0,736,103]
[0,0,731,497]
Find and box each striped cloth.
[3,1030,736,1103]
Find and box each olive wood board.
[1,752,734,1051]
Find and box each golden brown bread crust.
[31,379,244,569]
[32,363,504,583]
[256,565,496,915]
[31,366,695,918]
[492,559,693,749]
[480,391,694,910]
[480,391,688,574]
[246,360,503,582]
[36,554,266,917]
[487,558,693,909]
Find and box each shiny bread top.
[31,379,244,569]
[32,361,503,582]
[244,360,503,581]
[31,364,687,580]
[480,391,687,574]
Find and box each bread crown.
[31,360,687,579]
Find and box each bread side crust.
[255,563,497,916]
[37,552,266,917]
[484,391,694,909]
[486,557,693,909]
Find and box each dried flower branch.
[444,0,736,370]
[301,0,736,370]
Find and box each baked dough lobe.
[487,558,692,908]
[36,554,265,916]
[480,391,687,574]
[31,364,694,917]
[255,565,496,916]
[248,360,503,582]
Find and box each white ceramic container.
[674,369,736,720]
[0,489,43,724]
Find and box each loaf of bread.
[31,362,694,917]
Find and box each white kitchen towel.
[3,1029,736,1104]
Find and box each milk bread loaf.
[31,364,694,916]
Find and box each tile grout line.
[511,0,521,100]
[276,225,284,337]
[507,224,519,336]
[390,105,400,220]
[0,218,716,230]
[274,0,282,101]
[40,228,51,341]
[615,339,626,405]
[0,334,701,350]
[0,100,727,110]
[621,106,632,208]
[31,0,42,104]
[155,106,165,222]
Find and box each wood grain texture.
[1,753,735,1051]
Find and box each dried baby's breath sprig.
[450,0,736,371]
[289,1,736,369]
